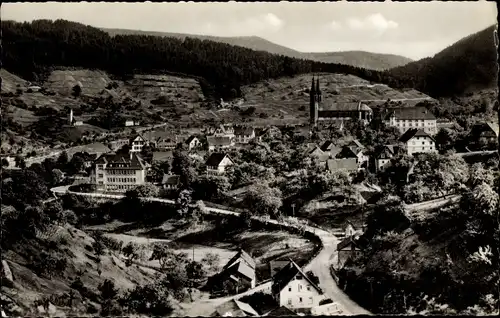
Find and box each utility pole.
[291,203,296,217]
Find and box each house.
[206,153,234,175]
[211,299,258,317]
[161,174,180,190]
[384,107,437,135]
[185,136,202,150]
[309,77,373,127]
[308,146,330,167]
[234,126,256,144]
[320,141,335,152]
[156,137,179,150]
[337,140,369,169]
[372,144,396,172]
[213,124,235,138]
[336,236,362,268]
[90,152,147,192]
[125,120,140,127]
[326,158,358,174]
[399,128,437,156]
[272,260,324,310]
[468,122,499,150]
[129,134,147,153]
[211,250,256,294]
[207,136,234,152]
[264,306,298,316]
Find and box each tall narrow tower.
[316,77,322,103]
[68,108,74,126]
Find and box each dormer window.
[295,275,302,280]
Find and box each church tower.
[310,76,319,127]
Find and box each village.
[2,75,498,316]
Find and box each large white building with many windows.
[91,152,146,192]
[384,107,437,135]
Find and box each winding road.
[51,186,372,315]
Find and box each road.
[404,194,461,213]
[51,187,372,315]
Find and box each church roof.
[319,102,372,112]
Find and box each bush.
[32,252,67,278]
[298,105,306,111]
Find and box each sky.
[2,1,498,60]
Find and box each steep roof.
[95,152,146,169]
[272,260,322,296]
[223,250,256,270]
[221,250,256,282]
[337,236,362,251]
[385,107,436,120]
[205,153,231,167]
[399,128,435,143]
[320,141,335,152]
[234,126,255,136]
[264,306,298,316]
[373,145,395,159]
[213,299,258,317]
[161,174,180,185]
[326,158,358,172]
[207,136,233,147]
[129,134,145,144]
[185,135,199,144]
[348,139,365,149]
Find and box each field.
[85,217,316,282]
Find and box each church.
[309,76,373,128]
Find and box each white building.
[185,136,202,151]
[372,144,397,172]
[399,128,437,156]
[234,126,256,144]
[272,260,324,310]
[384,107,437,135]
[91,152,147,192]
[129,135,146,153]
[205,153,234,175]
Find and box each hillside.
[304,51,412,71]
[388,25,498,97]
[103,28,413,70]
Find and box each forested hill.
[388,25,498,97]
[4,19,392,99]
[3,19,496,99]
[303,51,413,71]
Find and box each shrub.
[32,252,67,278]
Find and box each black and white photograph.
[1,1,499,316]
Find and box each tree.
[186,261,205,281]
[176,189,192,216]
[140,144,154,163]
[68,153,85,174]
[151,161,170,183]
[99,279,118,301]
[124,282,173,316]
[51,168,65,185]
[71,85,82,97]
[435,128,458,153]
[243,183,283,218]
[201,252,221,273]
[150,244,189,272]
[57,151,69,167]
[193,175,230,201]
[171,150,197,188]
[122,242,139,266]
[126,184,159,199]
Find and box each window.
[295,275,302,280]
[309,297,313,304]
[288,299,292,305]
[288,287,292,292]
[299,285,302,291]
[307,286,311,291]
[98,173,104,178]
[299,297,303,303]
[422,142,425,145]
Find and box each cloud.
[346,13,398,33]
